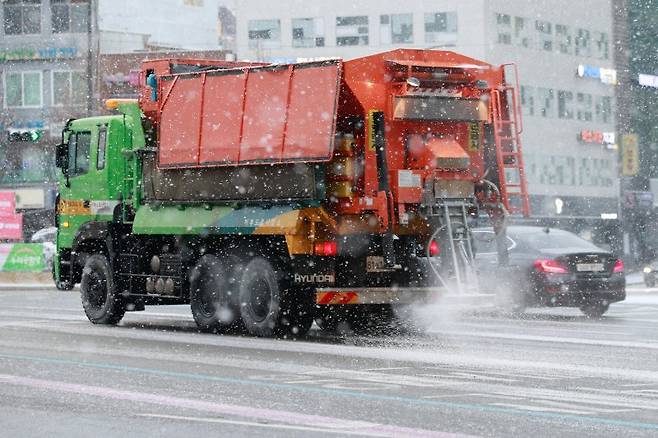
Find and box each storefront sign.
[0,192,16,216]
[621,134,639,176]
[0,215,23,241]
[577,64,617,85]
[639,73,658,89]
[103,70,140,86]
[0,243,44,272]
[578,130,616,145]
[0,47,78,62]
[15,189,45,209]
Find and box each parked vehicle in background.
[473,225,625,317]
[643,262,658,287]
[30,226,56,267]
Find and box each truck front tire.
[80,254,126,325]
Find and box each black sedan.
[473,226,625,317]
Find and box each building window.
[3,0,41,35]
[558,90,574,119]
[248,19,281,49]
[520,85,535,117]
[595,96,612,124]
[336,16,369,46]
[555,24,572,54]
[52,71,86,106]
[292,17,324,48]
[380,14,413,44]
[535,20,552,51]
[575,28,591,57]
[513,16,533,48]
[496,13,512,45]
[51,0,90,34]
[593,31,609,60]
[576,93,593,121]
[424,12,457,45]
[4,71,42,108]
[537,87,555,118]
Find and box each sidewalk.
[0,272,54,289]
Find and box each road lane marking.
[1,353,658,432]
[0,373,474,438]
[491,402,594,416]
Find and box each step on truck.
[53,49,529,336]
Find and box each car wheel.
[580,302,609,318]
[80,254,125,325]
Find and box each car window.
[472,230,516,255]
[516,229,600,251]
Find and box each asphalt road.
[1,286,658,437]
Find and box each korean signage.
[0,244,45,272]
[0,191,22,241]
[577,64,618,85]
[0,47,78,62]
[639,73,658,89]
[621,134,639,176]
[578,130,616,146]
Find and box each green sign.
[2,244,45,272]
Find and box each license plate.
[576,263,604,272]
[366,256,388,272]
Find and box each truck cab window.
[97,128,107,170]
[71,131,91,176]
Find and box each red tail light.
[533,259,568,274]
[613,259,624,273]
[429,240,441,256]
[314,241,337,256]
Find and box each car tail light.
[429,240,441,256]
[533,259,568,274]
[613,259,624,273]
[314,241,337,256]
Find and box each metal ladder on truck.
[490,64,530,217]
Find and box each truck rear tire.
[80,254,125,325]
[239,257,312,337]
[190,255,240,333]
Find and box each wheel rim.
[249,278,271,322]
[197,274,220,318]
[86,270,108,309]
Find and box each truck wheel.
[239,257,312,337]
[580,302,609,318]
[190,255,239,333]
[52,262,74,291]
[80,254,125,325]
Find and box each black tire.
[80,254,125,324]
[189,254,240,333]
[580,302,609,318]
[239,257,312,337]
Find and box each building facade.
[235,0,619,219]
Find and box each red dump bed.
[156,60,342,168]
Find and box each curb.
[0,272,53,289]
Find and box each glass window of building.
[4,71,42,107]
[535,20,552,51]
[520,85,535,117]
[593,31,609,60]
[248,19,281,49]
[537,88,555,118]
[380,14,413,44]
[576,93,593,121]
[558,90,574,119]
[575,28,591,57]
[3,0,41,35]
[292,17,324,48]
[52,0,90,34]
[336,16,369,46]
[513,16,533,48]
[555,24,572,54]
[52,71,86,106]
[496,13,512,45]
[424,12,457,45]
[595,96,612,124]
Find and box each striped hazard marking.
[316,291,359,305]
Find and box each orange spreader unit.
[157,61,342,168]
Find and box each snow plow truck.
[53,49,529,336]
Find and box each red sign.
[0,213,23,240]
[0,191,16,216]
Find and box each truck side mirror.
[55,142,68,171]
